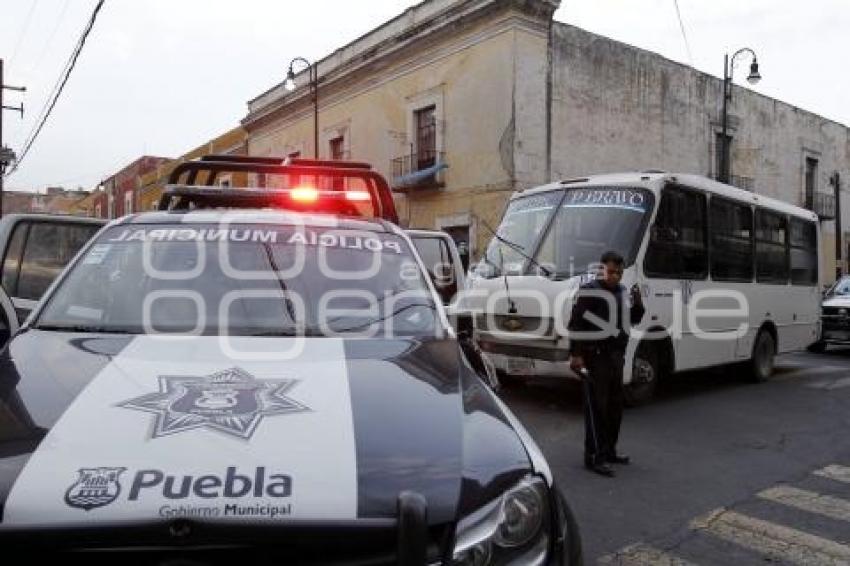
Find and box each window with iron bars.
[288,151,301,187]
[330,137,345,161]
[415,105,437,171]
[329,138,345,189]
[804,157,818,210]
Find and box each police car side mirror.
[429,264,458,305]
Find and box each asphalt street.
[500,347,850,565]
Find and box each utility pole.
[1,59,27,218]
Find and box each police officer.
[568,251,645,477]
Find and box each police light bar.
[166,155,400,224]
[158,186,377,215]
[290,187,319,203]
[345,190,371,201]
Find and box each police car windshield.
[36,224,440,337]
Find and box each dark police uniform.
[568,279,645,466]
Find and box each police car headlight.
[452,476,549,565]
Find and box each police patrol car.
[0,157,581,565]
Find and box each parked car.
[407,229,500,389]
[809,275,850,352]
[0,214,106,325]
[406,229,466,305]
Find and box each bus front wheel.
[625,343,659,406]
[749,329,776,382]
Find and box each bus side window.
[644,186,707,279]
[755,210,788,284]
[789,218,818,286]
[710,197,753,282]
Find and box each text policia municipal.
[108,228,403,253]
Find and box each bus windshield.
[480,187,654,278]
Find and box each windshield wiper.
[480,220,552,277]
[262,243,299,324]
[34,324,137,334]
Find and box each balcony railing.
[391,150,446,191]
[806,192,836,220]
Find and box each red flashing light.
[290,187,319,203]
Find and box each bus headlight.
[452,476,549,565]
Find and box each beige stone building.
[242,0,850,281]
[242,0,559,261]
[1,187,94,215]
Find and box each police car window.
[17,222,99,301]
[1,221,28,295]
[36,224,439,337]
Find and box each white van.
[468,172,821,404]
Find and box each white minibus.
[469,172,821,404]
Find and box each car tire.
[807,340,827,353]
[625,343,659,407]
[749,329,776,382]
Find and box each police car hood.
[0,331,532,528]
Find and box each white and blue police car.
[0,181,581,565]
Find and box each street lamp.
[719,48,762,184]
[284,57,319,159]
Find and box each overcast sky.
[1,0,847,191]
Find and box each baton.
[580,367,602,461]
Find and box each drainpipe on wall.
[545,13,554,183]
[834,172,842,273]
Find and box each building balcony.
[730,175,754,191]
[391,150,447,192]
[807,192,836,220]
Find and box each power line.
[24,33,77,153]
[673,0,693,65]
[8,0,41,66]
[27,0,72,77]
[6,0,105,177]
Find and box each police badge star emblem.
[118,367,310,440]
[65,467,127,510]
